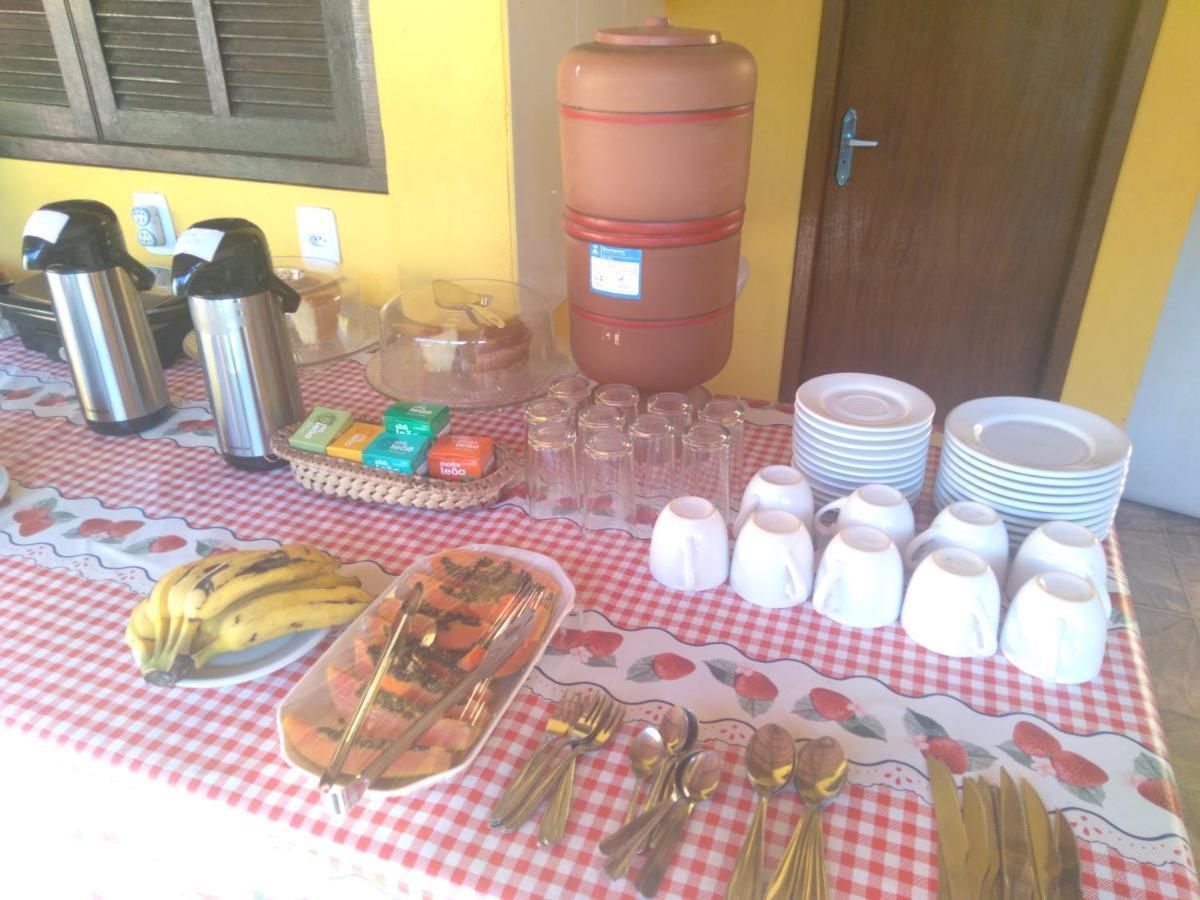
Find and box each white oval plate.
[794,405,933,444]
[934,481,1113,534]
[798,463,925,497]
[796,373,935,431]
[937,469,1121,518]
[792,428,930,464]
[175,627,329,689]
[937,452,1126,504]
[794,448,928,481]
[942,434,1128,487]
[945,397,1130,474]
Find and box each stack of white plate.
[936,397,1131,542]
[792,373,935,506]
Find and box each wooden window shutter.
[0,0,97,139]
[64,0,369,162]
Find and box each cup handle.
[970,603,998,657]
[782,554,807,603]
[682,534,698,591]
[903,529,941,569]
[812,570,842,616]
[814,496,848,540]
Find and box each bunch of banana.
[124,544,372,687]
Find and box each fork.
[459,575,541,727]
[499,697,624,831]
[490,691,606,826]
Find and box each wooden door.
[780,0,1164,414]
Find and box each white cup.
[1007,521,1110,616]
[812,525,904,628]
[904,500,1010,581]
[734,465,815,535]
[814,483,916,550]
[901,547,1001,658]
[730,510,814,608]
[1000,571,1108,684]
[649,496,730,592]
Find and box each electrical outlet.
[131,192,176,255]
[296,206,341,263]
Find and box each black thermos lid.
[171,218,299,312]
[21,199,156,290]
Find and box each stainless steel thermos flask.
[171,218,305,470]
[21,200,171,435]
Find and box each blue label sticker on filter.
[589,243,642,300]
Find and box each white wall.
[1123,192,1200,515]
[507,0,665,306]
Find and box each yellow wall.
[1060,0,1200,425]
[668,0,1200,420]
[0,1,516,302]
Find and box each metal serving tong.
[320,574,542,816]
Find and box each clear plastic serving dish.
[366,279,561,409]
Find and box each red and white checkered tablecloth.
[0,338,1195,899]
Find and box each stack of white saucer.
[792,373,935,506]
[935,397,1131,542]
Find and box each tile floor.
[1114,499,1200,848]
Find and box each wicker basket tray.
[269,423,522,510]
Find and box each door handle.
[836,108,879,186]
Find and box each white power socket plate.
[131,191,176,255]
[296,206,341,263]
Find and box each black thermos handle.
[269,273,302,314]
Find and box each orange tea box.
[326,422,384,463]
[428,435,495,480]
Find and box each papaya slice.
[325,664,477,750]
[281,713,454,780]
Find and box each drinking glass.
[548,375,593,425]
[578,403,627,440]
[526,420,579,522]
[699,398,747,505]
[646,391,691,453]
[523,396,571,437]
[681,422,732,525]
[583,429,635,534]
[630,413,677,539]
[593,383,640,425]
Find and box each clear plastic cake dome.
[274,257,379,362]
[370,279,560,409]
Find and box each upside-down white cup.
[649,496,729,592]
[1006,521,1110,616]
[730,509,814,608]
[901,547,1001,658]
[734,465,815,535]
[814,483,915,550]
[904,500,1010,582]
[812,525,904,628]
[1000,570,1108,684]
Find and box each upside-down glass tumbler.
[526,420,579,522]
[583,429,635,534]
[681,421,732,525]
[630,412,676,539]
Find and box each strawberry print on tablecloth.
[705,659,778,717]
[1133,751,1183,814]
[12,497,76,536]
[62,518,143,544]
[794,686,887,741]
[627,652,696,682]
[545,628,623,668]
[904,708,997,775]
[999,719,1108,804]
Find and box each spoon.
[623,726,667,825]
[642,707,699,814]
[633,749,723,897]
[600,748,721,883]
[725,724,796,900]
[765,736,848,900]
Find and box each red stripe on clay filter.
[560,103,754,125]
[570,301,735,329]
[563,207,744,249]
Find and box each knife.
[978,779,1002,899]
[962,778,992,897]
[1022,779,1061,900]
[1000,769,1036,900]
[1055,810,1082,900]
[927,754,970,900]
